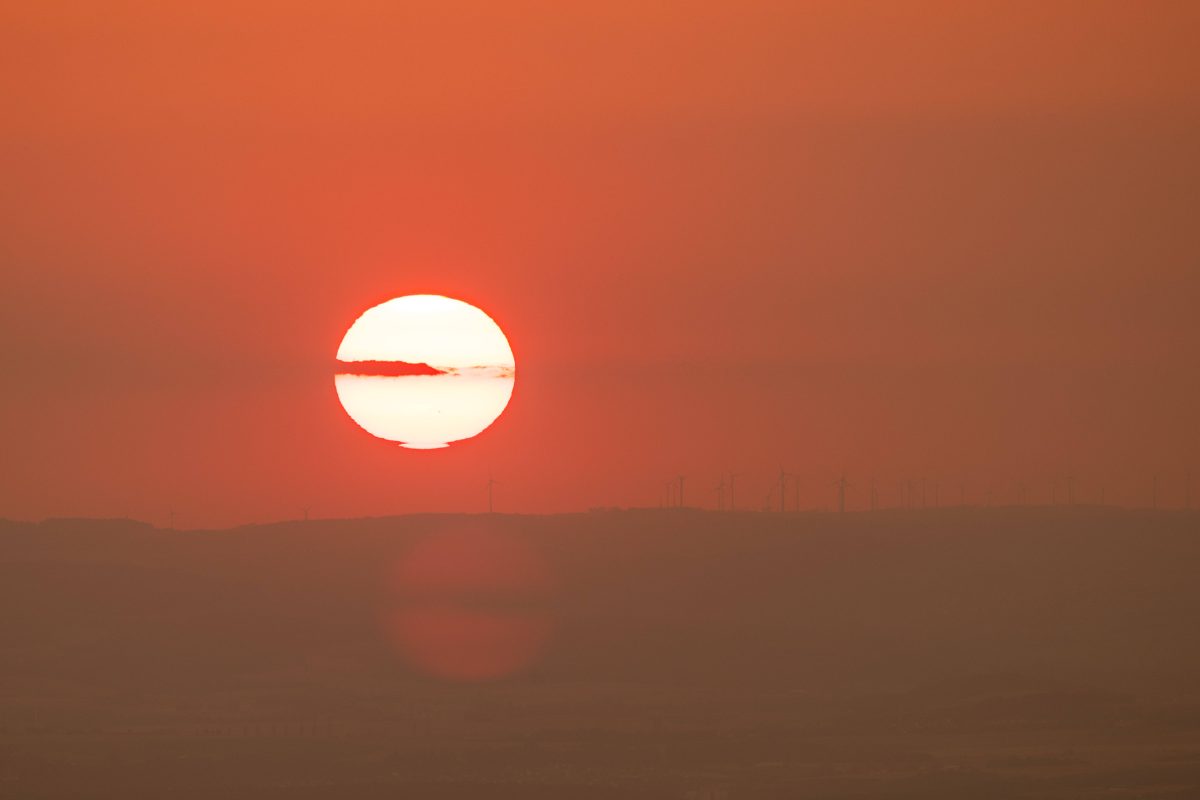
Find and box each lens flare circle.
[386,525,557,682]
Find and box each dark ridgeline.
[2,508,1199,798]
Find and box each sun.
[334,295,515,449]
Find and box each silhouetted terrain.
[2,508,1198,798]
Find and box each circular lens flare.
[385,525,557,682]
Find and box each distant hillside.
[3,508,1198,692]
[3,508,1200,799]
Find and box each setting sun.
[335,295,515,449]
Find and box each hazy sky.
[2,2,1198,525]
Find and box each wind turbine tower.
[677,475,686,508]
[836,475,851,514]
[487,474,499,513]
[729,473,742,511]
[778,467,792,513]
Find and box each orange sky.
[2,2,1198,524]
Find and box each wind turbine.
[835,475,851,514]
[729,472,743,511]
[713,477,726,511]
[487,473,498,513]
[777,467,792,512]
